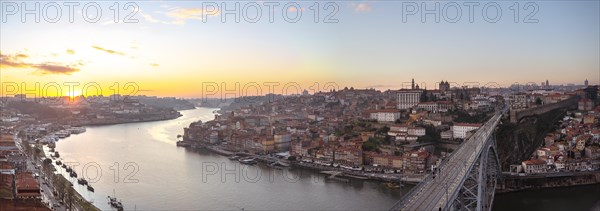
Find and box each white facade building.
[397,90,422,110]
[417,102,438,112]
[452,123,482,139]
[368,109,401,122]
[407,127,426,136]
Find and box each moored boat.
[272,160,291,167]
[68,127,86,134]
[176,141,190,147]
[78,178,88,185]
[108,195,124,210]
[55,130,70,138]
[384,182,401,189]
[239,157,257,165]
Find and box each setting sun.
[66,90,82,98]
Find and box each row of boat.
[229,156,258,165]
[57,127,86,137]
[384,182,405,189]
[108,195,124,211]
[40,127,86,146]
[55,158,94,192]
[229,155,293,169]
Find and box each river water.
[54,107,407,210]
[493,184,600,210]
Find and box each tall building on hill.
[439,81,450,92]
[398,90,422,110]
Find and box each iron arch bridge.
[390,108,506,211]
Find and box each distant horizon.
[3,79,596,100]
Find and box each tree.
[424,125,441,140]
[453,110,489,123]
[535,98,543,105]
[362,137,380,151]
[33,146,41,161]
[308,148,318,156]
[377,126,390,134]
[420,90,429,102]
[417,135,434,143]
[430,94,437,102]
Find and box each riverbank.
[497,171,600,193]
[38,143,100,211]
[291,161,423,184]
[182,143,423,185]
[74,112,182,126]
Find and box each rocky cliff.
[496,108,566,170]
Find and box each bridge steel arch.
[448,134,500,211]
[390,109,506,211]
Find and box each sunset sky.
[1,1,599,98]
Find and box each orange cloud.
[150,63,159,67]
[164,7,220,24]
[0,53,29,68]
[354,3,372,13]
[0,53,80,75]
[139,6,220,25]
[92,46,125,56]
[32,63,79,75]
[287,7,305,12]
[66,49,75,55]
[139,10,169,24]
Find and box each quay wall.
[497,171,600,193]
